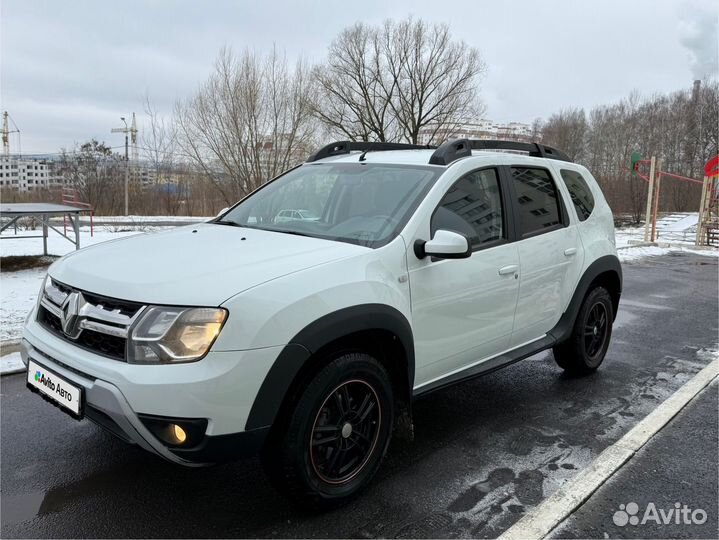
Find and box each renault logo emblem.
[60,291,84,338]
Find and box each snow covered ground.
[615,212,718,263]
[0,225,158,257]
[0,351,24,375]
[0,215,716,346]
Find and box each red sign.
[705,155,719,178]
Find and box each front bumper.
[21,316,280,465]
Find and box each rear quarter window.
[560,169,595,221]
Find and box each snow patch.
[618,244,719,263]
[0,267,45,342]
[696,347,719,363]
[1,352,25,375]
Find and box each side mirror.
[414,230,471,260]
[216,207,230,218]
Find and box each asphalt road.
[552,381,718,539]
[1,251,717,539]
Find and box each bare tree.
[175,46,316,205]
[56,140,124,214]
[313,17,486,144]
[541,108,588,161]
[312,24,396,142]
[538,80,719,217]
[142,96,189,215]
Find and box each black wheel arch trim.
[548,254,622,345]
[244,304,414,431]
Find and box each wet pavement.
[551,381,718,539]
[1,251,717,538]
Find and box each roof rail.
[429,139,473,165]
[428,139,572,166]
[306,141,434,162]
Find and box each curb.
[1,366,26,377]
[498,358,719,540]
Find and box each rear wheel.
[262,352,393,509]
[553,286,613,375]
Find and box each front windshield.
[219,163,442,247]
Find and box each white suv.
[22,139,621,507]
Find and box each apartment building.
[0,156,63,192]
[418,119,534,146]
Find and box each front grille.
[77,326,126,359]
[81,290,143,318]
[38,305,128,360]
[37,280,146,362]
[39,303,63,333]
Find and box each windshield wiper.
[214,220,243,227]
[266,228,312,238]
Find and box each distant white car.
[22,139,621,508]
[273,209,320,224]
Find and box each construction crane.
[2,111,21,156]
[111,113,138,216]
[131,112,138,164]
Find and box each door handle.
[498,264,519,276]
[564,248,578,256]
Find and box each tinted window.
[560,169,595,221]
[431,169,503,248]
[511,167,562,235]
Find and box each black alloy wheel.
[309,379,381,484]
[553,286,614,374]
[584,301,609,359]
[261,352,394,508]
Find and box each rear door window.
[510,167,563,237]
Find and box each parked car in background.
[273,209,321,224]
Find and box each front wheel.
[262,353,394,509]
[553,286,613,375]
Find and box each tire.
[553,286,613,375]
[261,352,394,509]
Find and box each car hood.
[49,223,369,305]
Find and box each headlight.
[128,307,227,364]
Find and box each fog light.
[172,424,187,444]
[138,414,208,448]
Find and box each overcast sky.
[1,0,717,154]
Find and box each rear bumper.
[20,338,270,466]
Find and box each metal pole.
[72,213,80,249]
[124,133,129,216]
[650,159,662,242]
[696,175,710,246]
[42,218,48,256]
[643,156,656,242]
